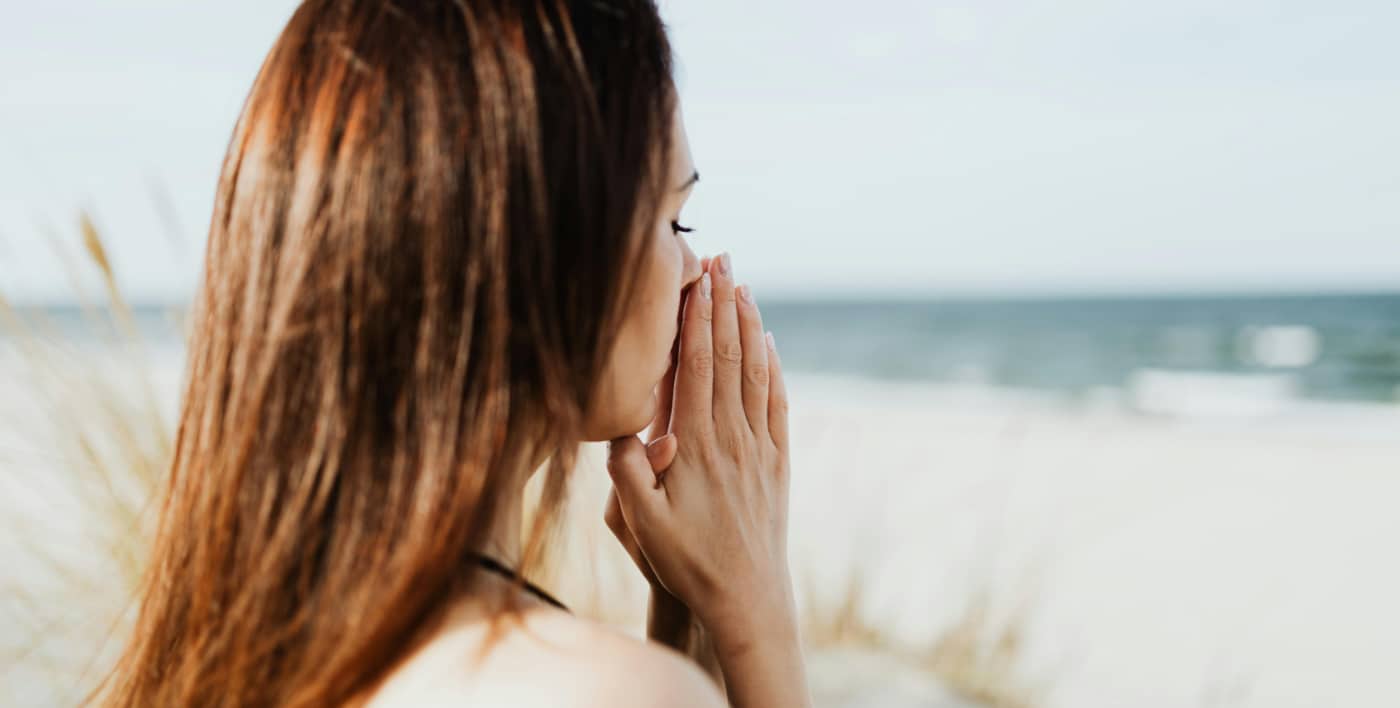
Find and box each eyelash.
[671,220,695,235]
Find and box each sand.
[781,373,1400,707]
[3,346,1398,707]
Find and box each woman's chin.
[627,389,663,437]
[580,393,658,442]
[633,390,661,433]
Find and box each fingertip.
[645,432,678,469]
[683,272,713,325]
[606,434,639,470]
[607,434,663,507]
[644,431,669,453]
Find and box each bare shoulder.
[365,606,725,708]
[562,616,726,708]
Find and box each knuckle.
[689,442,715,469]
[745,363,769,387]
[703,443,723,467]
[695,304,713,322]
[717,341,744,367]
[773,397,790,418]
[714,423,748,455]
[687,352,714,378]
[686,444,711,467]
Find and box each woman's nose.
[681,240,704,287]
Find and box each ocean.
[9,292,1400,409]
[5,295,1400,707]
[763,293,1400,407]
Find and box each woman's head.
[586,108,701,440]
[100,1,693,705]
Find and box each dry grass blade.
[5,214,1048,707]
[799,557,1044,708]
[919,590,1042,708]
[2,215,175,704]
[79,212,114,284]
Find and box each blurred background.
[2,1,1398,706]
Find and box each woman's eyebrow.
[676,170,699,192]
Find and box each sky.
[1,0,1397,303]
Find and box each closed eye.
[671,220,695,234]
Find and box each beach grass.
[0,217,1040,707]
[0,215,172,704]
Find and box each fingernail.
[700,272,711,299]
[719,252,732,276]
[645,433,672,458]
[737,284,752,303]
[765,331,775,349]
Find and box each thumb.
[644,433,677,473]
[603,487,629,542]
[606,434,665,519]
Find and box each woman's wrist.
[701,582,811,708]
[699,575,801,659]
[648,584,728,690]
[646,584,696,649]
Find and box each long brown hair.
[96,1,675,705]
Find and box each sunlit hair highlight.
[95,1,675,705]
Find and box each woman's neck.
[475,446,551,569]
[477,476,526,569]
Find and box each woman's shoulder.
[364,605,725,707]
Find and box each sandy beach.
[3,347,1398,707]
[780,374,1400,707]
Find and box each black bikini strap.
[465,551,570,613]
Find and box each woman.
[96,1,810,706]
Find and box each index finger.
[671,272,714,433]
[646,338,679,442]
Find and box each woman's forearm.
[648,588,726,689]
[702,584,812,708]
